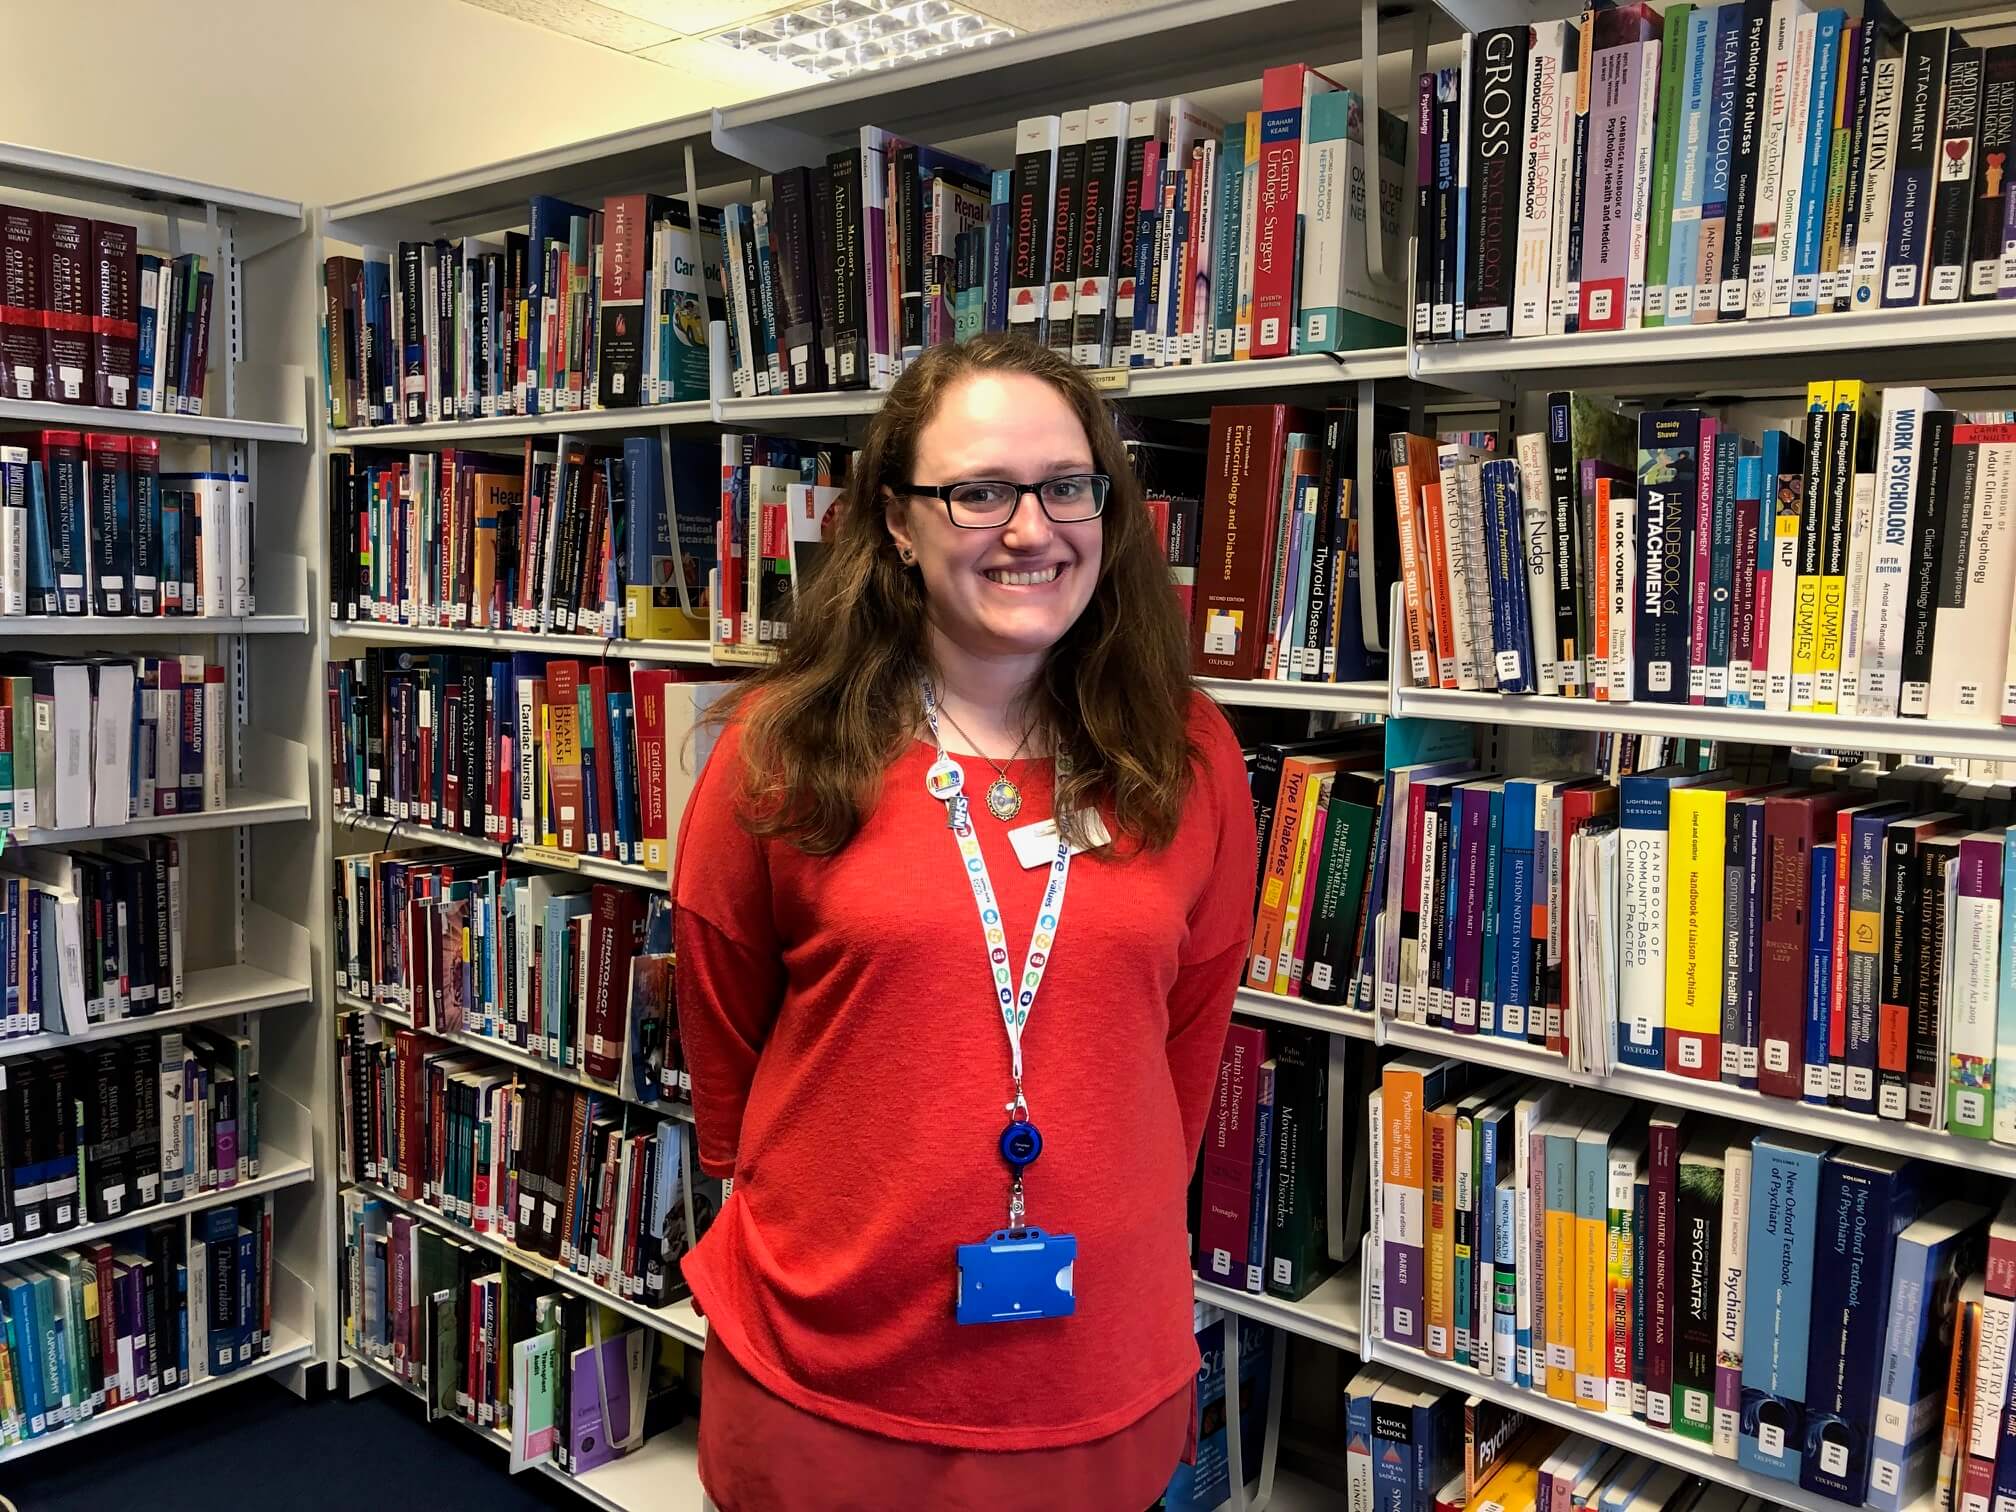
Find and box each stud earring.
[899,545,916,564]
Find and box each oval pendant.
[986,776,1022,822]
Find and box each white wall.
[0,0,807,206]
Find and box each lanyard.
[921,680,1072,1226]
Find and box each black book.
[1304,770,1383,1006]
[131,443,159,616]
[4,1061,33,1239]
[1073,113,1126,365]
[503,231,529,405]
[1967,47,2016,297]
[327,452,353,620]
[42,1051,77,1232]
[1927,45,1983,302]
[1046,119,1088,354]
[435,239,456,419]
[1899,409,1960,716]
[1718,0,1774,319]
[1114,110,1156,357]
[128,1035,160,1209]
[1836,0,1907,309]
[550,444,591,632]
[1463,26,1531,338]
[1545,393,1584,690]
[1414,72,1436,341]
[809,165,838,387]
[1010,120,1059,346]
[1432,68,1462,338]
[1913,838,1962,1123]
[83,1043,129,1225]
[1302,413,1344,680]
[1674,1140,1721,1430]
[771,167,824,393]
[1635,410,1701,703]
[1562,37,1592,331]
[1821,392,1874,705]
[460,651,484,835]
[1883,27,1953,308]
[825,150,867,389]
[1425,787,1454,1028]
[397,242,425,422]
[892,142,924,359]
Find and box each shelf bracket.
[1355,379,1385,653]
[711,109,830,177]
[1361,0,1431,293]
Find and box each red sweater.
[672,692,1255,1452]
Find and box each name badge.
[1007,811,1111,869]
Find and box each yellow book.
[1234,111,1261,361]
[1427,1101,1458,1358]
[1789,381,1834,711]
[539,698,555,847]
[1664,783,1735,1078]
[1542,1114,1584,1401]
[1473,1459,1544,1512]
[1813,380,1868,713]
[1274,772,1333,995]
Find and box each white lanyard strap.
[920,680,1072,1086]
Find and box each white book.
[1185,134,1219,365]
[1437,444,1486,690]
[228,472,253,617]
[90,660,136,827]
[858,126,897,390]
[1456,35,1474,336]
[1717,1145,1749,1467]
[203,666,224,811]
[1971,1293,2016,1463]
[1512,1086,1558,1388]
[1853,57,1908,311]
[195,475,230,618]
[1366,1088,1385,1336]
[1948,838,2000,1138]
[1517,432,1561,694]
[1838,473,1878,716]
[1768,12,1819,318]
[0,494,22,616]
[721,210,755,399]
[1235,109,1259,356]
[1046,110,1089,351]
[1932,430,2016,723]
[1013,115,1062,350]
[1514,21,1568,337]
[1764,472,1803,711]
[1624,38,1663,327]
[1608,486,1637,700]
[1155,98,1218,365]
[1549,26,1583,335]
[1748,0,1805,317]
[1865,387,1941,716]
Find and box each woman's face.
[884,371,1105,664]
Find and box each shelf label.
[1088,367,1131,392]
[513,844,580,871]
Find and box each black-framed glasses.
[894,473,1111,528]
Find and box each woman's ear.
[883,489,915,566]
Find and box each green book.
[510,1329,561,1470]
[1302,770,1381,1006]
[1263,1026,1334,1301]
[1211,122,1244,362]
[1642,4,1693,329]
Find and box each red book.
[41,213,92,404]
[1555,781,1618,1056]
[631,667,673,871]
[0,206,45,401]
[1251,64,1346,359]
[586,662,618,858]
[546,660,585,852]
[1191,404,1316,679]
[1196,1021,1268,1285]
[1757,790,1853,1100]
[89,221,137,410]
[584,887,644,1086]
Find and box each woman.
[673,331,1256,1511]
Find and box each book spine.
[1646,1117,1681,1427]
[1928,46,1984,302]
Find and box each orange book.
[1425,1101,1458,1358]
[1247,752,1346,990]
[469,471,522,631]
[1388,432,1443,687]
[1419,477,1458,689]
[1380,1055,1465,1353]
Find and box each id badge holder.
[955,1228,1077,1325]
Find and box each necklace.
[934,703,1036,822]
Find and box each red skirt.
[698,1338,1196,1512]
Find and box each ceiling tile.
[454,0,680,51]
[604,0,796,34]
[975,0,1155,29]
[631,36,821,94]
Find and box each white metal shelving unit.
[0,145,330,1481]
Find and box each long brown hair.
[719,332,1198,855]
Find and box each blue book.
[1666,7,1720,322]
[1499,780,1540,1041]
[1481,458,1536,693]
[1881,28,1951,309]
[135,253,162,411]
[526,196,593,413]
[1480,788,1505,1035]
[1213,122,1244,361]
[1790,12,1848,316]
[1165,1312,1272,1510]
[1800,1150,1926,1501]
[1867,1200,1990,1511]
[1731,795,1770,1089]
[985,170,1013,334]
[235,1222,258,1367]
[1802,844,1839,1106]
[9,453,50,616]
[1344,1366,1385,1507]
[1705,433,1739,703]
[1245,1060,1276,1294]
[1729,452,1764,706]
[1413,1389,1463,1508]
[1369,1380,1417,1512]
[1129,162,1162,367]
[1740,1131,1834,1479]
[0,1276,43,1436]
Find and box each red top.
[672,691,1255,1454]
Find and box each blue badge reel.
[955,1228,1077,1325]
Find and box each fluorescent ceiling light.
[708,0,1015,79]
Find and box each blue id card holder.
[955,1228,1077,1324]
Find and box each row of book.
[337,1015,716,1314]
[0,1195,275,1449]
[1386,386,2016,724]
[0,436,252,620]
[1191,1020,1367,1301]
[712,434,844,655]
[321,193,724,430]
[0,207,213,412]
[1187,403,1397,684]
[1418,1,2012,342]
[1337,1376,1774,1512]
[326,652,728,869]
[0,837,184,1040]
[2,1025,263,1248]
[335,854,686,1108]
[3,653,229,835]
[1372,1058,2014,1509]
[342,1191,699,1475]
[329,435,713,642]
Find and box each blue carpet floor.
[7,1375,587,1511]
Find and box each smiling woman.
[670,332,1257,1511]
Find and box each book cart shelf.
[0,148,328,1484]
[296,0,2016,1506]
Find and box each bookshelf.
[0,143,332,1465]
[293,0,2016,1507]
